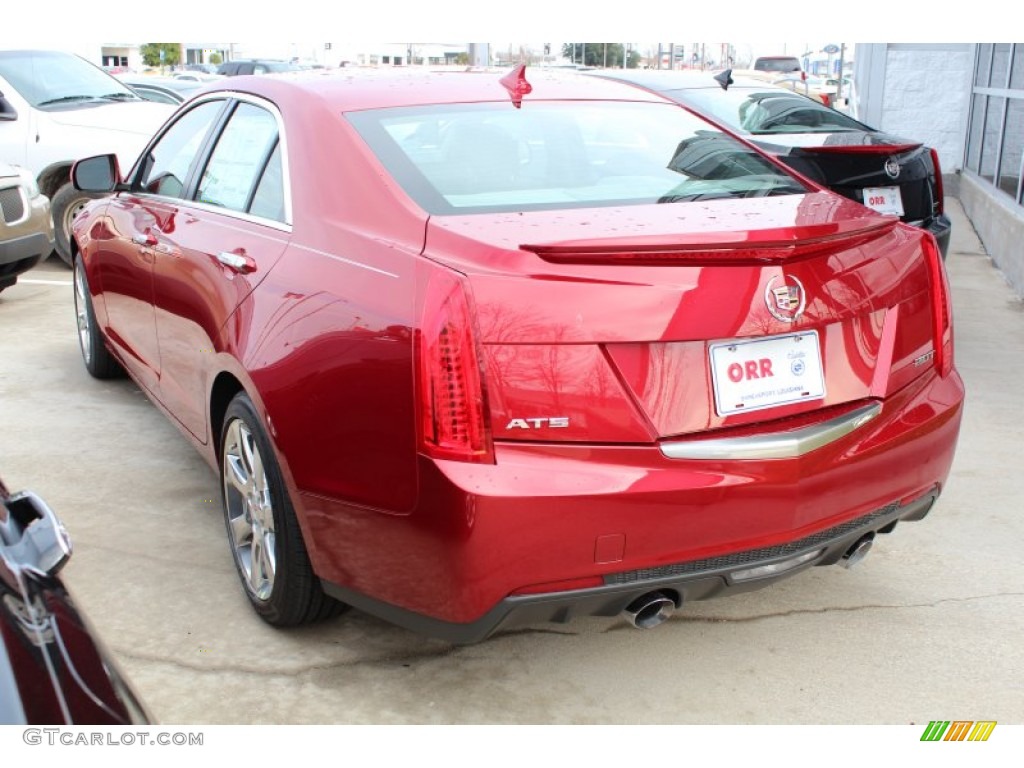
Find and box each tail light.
[820,93,832,108]
[417,269,493,463]
[930,148,945,216]
[922,233,953,377]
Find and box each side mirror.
[72,154,122,193]
[0,491,73,577]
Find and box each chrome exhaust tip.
[841,534,875,569]
[621,591,676,629]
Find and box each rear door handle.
[216,251,257,274]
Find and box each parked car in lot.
[591,69,952,257]
[216,59,302,76]
[0,162,53,293]
[770,74,840,107]
[172,72,224,84]
[182,63,219,76]
[0,49,173,266]
[753,55,803,75]
[0,475,150,724]
[117,75,204,105]
[69,66,963,642]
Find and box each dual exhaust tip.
[621,534,878,630]
[621,591,677,630]
[841,533,875,569]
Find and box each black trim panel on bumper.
[925,213,951,259]
[0,231,51,272]
[321,490,938,644]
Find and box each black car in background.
[0,476,150,724]
[592,70,951,257]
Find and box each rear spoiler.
[521,217,899,265]
[796,143,922,155]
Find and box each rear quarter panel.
[229,85,431,516]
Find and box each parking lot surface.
[0,199,1021,724]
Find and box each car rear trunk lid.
[423,193,937,445]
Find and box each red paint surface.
[73,70,964,627]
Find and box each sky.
[2,0,1010,46]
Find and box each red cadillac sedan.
[69,66,963,642]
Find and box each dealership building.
[855,43,1024,298]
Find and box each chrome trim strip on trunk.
[659,402,883,460]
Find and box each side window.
[137,100,223,198]
[248,143,285,222]
[196,102,284,220]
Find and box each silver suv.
[0,162,53,293]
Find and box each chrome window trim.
[659,401,882,461]
[128,91,293,231]
[181,199,293,234]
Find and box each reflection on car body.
[68,66,963,643]
[590,69,953,258]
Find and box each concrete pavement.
[0,198,1021,724]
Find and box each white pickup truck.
[0,49,173,265]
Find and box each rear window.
[754,57,802,73]
[672,87,870,135]
[347,101,808,214]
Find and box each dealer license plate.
[862,186,904,216]
[710,331,826,416]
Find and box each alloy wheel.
[222,418,277,601]
[74,263,91,365]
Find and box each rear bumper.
[0,232,51,274]
[921,212,951,259]
[323,489,937,644]
[0,189,54,274]
[308,368,964,641]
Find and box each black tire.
[52,183,104,268]
[73,256,123,379]
[220,392,346,626]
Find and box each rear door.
[149,97,290,441]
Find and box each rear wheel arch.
[210,372,245,461]
[218,389,346,625]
